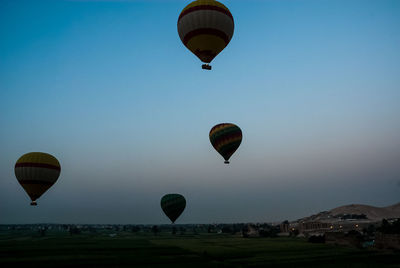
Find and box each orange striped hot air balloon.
[177,0,234,70]
[14,152,61,206]
[209,123,242,164]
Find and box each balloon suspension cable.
[202,64,212,70]
[30,201,37,206]
[224,160,230,164]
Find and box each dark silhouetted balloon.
[14,152,61,206]
[209,123,242,164]
[177,0,234,70]
[161,194,186,223]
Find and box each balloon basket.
[30,201,37,206]
[224,160,230,164]
[202,64,212,70]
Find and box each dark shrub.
[308,235,325,243]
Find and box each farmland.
[0,229,399,267]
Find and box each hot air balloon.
[177,0,234,70]
[161,194,186,224]
[14,152,61,206]
[209,123,242,164]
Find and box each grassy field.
[0,231,399,267]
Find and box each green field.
[0,231,399,267]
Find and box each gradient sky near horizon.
[1,0,399,224]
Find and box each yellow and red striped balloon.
[177,0,234,69]
[209,123,242,164]
[14,152,61,206]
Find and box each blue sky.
[1,0,399,224]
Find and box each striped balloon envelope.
[161,194,186,224]
[177,0,234,70]
[14,152,61,206]
[209,123,242,164]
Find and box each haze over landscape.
[1,0,400,224]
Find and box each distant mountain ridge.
[298,202,400,222]
[330,203,400,220]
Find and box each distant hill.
[298,202,400,222]
[331,203,400,220]
[386,202,400,212]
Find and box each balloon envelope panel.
[14,152,61,202]
[161,194,186,223]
